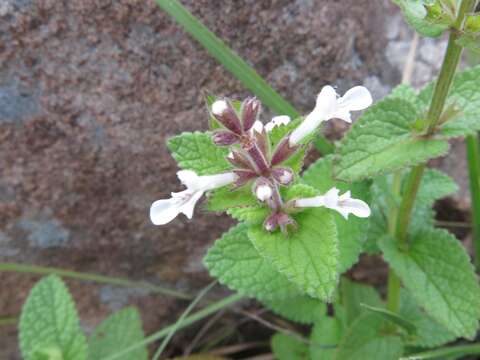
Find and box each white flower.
[256,184,273,201]
[251,120,264,133]
[289,85,372,145]
[295,187,371,219]
[150,170,237,225]
[265,115,291,132]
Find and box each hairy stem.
[467,134,480,269]
[0,262,191,300]
[386,0,476,313]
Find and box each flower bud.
[211,100,243,135]
[254,177,273,201]
[212,131,238,146]
[233,169,257,188]
[271,167,294,186]
[227,150,255,170]
[271,137,299,166]
[241,97,261,132]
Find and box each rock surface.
[0,0,470,357]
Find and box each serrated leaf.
[393,0,451,37]
[19,275,88,360]
[310,317,343,360]
[399,290,457,348]
[339,278,383,325]
[205,224,310,301]
[333,314,404,360]
[303,157,371,273]
[420,65,480,137]
[271,333,309,360]
[206,186,256,212]
[335,98,449,182]
[379,228,480,338]
[263,295,326,324]
[388,84,424,112]
[167,132,231,175]
[88,307,148,360]
[248,208,339,301]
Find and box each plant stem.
[0,262,191,300]
[386,0,476,313]
[105,292,244,360]
[467,134,480,269]
[400,343,480,360]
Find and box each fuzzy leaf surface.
[263,295,326,324]
[393,0,450,37]
[310,317,343,360]
[168,132,231,175]
[248,208,338,301]
[19,275,87,360]
[335,98,448,182]
[204,224,306,301]
[334,314,403,360]
[303,157,370,273]
[271,333,309,360]
[380,228,480,339]
[88,307,148,360]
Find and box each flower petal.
[315,85,338,117]
[179,190,204,219]
[295,196,323,208]
[340,198,371,218]
[150,198,182,225]
[177,170,201,190]
[338,86,372,111]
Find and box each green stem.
[153,0,334,154]
[467,134,480,269]
[0,262,191,300]
[400,343,480,360]
[105,293,244,360]
[386,0,476,313]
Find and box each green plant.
[12,0,480,359]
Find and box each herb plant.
[11,0,480,359]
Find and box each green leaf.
[263,295,326,325]
[32,346,63,360]
[393,0,451,37]
[420,65,480,137]
[399,290,457,348]
[248,208,338,301]
[334,314,404,360]
[88,307,148,360]
[167,132,231,175]
[310,317,343,360]
[379,227,480,339]
[152,0,334,154]
[19,275,88,360]
[204,224,306,301]
[303,157,371,273]
[414,168,458,207]
[271,333,309,360]
[388,84,424,112]
[360,303,417,335]
[206,186,256,212]
[339,278,383,325]
[334,98,449,182]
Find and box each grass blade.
[401,343,480,360]
[153,0,333,154]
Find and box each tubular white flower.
[150,170,237,225]
[265,115,291,132]
[251,120,264,133]
[256,184,273,201]
[295,187,371,219]
[289,85,372,146]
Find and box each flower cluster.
[150,85,373,233]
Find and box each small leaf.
[309,317,343,360]
[204,224,306,301]
[88,307,148,360]
[360,303,417,335]
[334,98,449,182]
[303,157,371,273]
[271,333,309,360]
[263,295,326,324]
[248,208,339,301]
[339,278,383,325]
[206,186,256,212]
[334,314,404,360]
[19,275,87,360]
[167,132,231,175]
[380,227,480,338]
